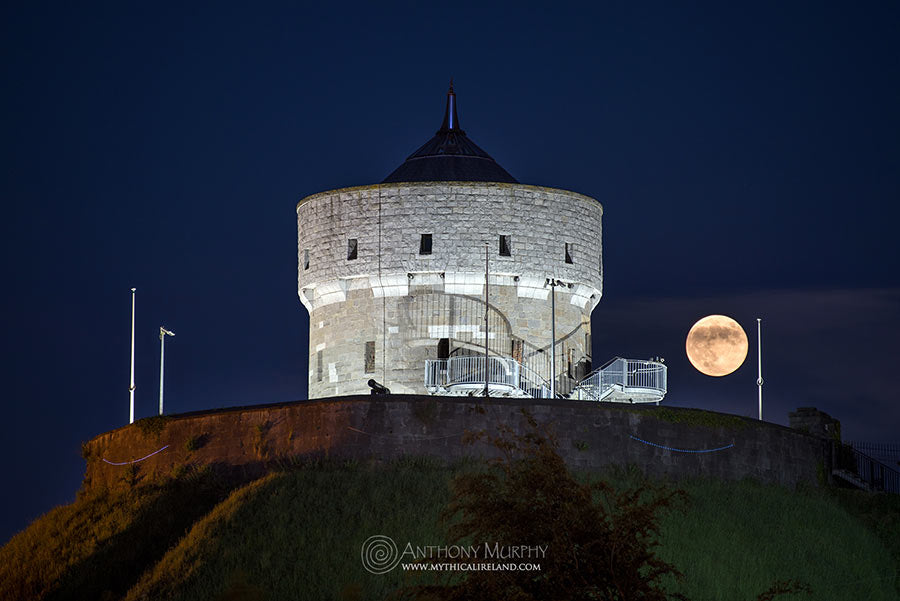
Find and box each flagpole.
[757,318,763,421]
[129,288,136,424]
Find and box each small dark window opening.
[499,235,511,257]
[437,338,450,359]
[419,234,433,255]
[565,243,573,264]
[316,350,323,382]
[347,238,358,260]
[511,339,524,363]
[364,341,375,373]
[303,249,310,270]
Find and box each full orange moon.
[685,315,749,377]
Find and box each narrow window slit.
[420,234,432,255]
[364,341,375,373]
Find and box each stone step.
[832,469,872,491]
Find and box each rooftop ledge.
[296,182,602,212]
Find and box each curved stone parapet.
[81,397,828,492]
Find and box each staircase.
[570,357,667,404]
[425,355,666,403]
[832,443,900,494]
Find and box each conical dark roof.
[382,83,518,184]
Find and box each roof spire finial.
[440,79,460,132]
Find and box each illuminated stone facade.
[296,182,603,398]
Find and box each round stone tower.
[297,84,603,398]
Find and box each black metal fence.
[833,443,900,494]
[846,441,900,468]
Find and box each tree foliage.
[400,409,689,601]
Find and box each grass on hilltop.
[0,466,231,601]
[126,462,900,600]
[654,478,898,600]
[1,459,898,601]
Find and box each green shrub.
[123,464,139,487]
[253,422,270,460]
[401,411,688,601]
[185,434,206,453]
[133,416,170,440]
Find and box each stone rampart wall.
[83,397,828,491]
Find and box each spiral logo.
[361,534,400,574]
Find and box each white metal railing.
[571,357,667,403]
[425,355,664,402]
[425,359,448,390]
[516,362,555,399]
[451,355,518,389]
[425,356,548,396]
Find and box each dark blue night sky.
[2,1,898,543]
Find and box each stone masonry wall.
[82,397,829,492]
[296,183,603,398]
[788,407,842,440]
[296,183,604,295]
[307,282,592,397]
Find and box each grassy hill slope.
[2,459,898,601]
[0,468,232,601]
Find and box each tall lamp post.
[158,326,175,415]
[129,288,136,424]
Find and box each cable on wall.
[102,445,170,465]
[629,435,734,454]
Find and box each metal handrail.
[845,441,900,467]
[424,359,448,390]
[578,356,622,382]
[425,355,560,398]
[516,362,558,399]
[572,357,667,403]
[834,443,900,494]
[425,356,519,391]
[426,355,665,403]
[449,355,519,388]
